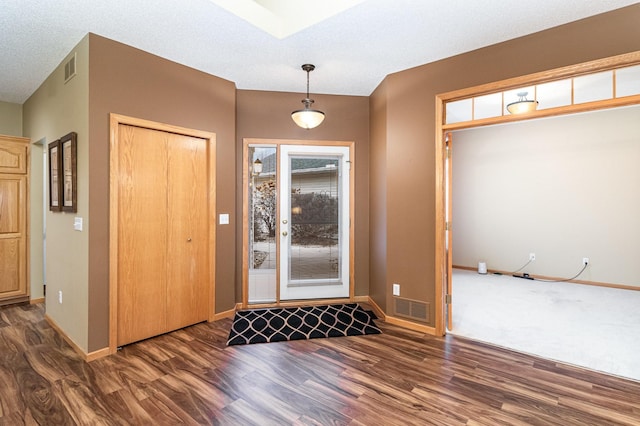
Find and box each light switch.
[74,217,83,231]
[219,213,229,225]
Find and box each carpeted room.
[449,104,640,381]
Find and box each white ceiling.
[1,0,638,104]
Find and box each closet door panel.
[166,134,209,331]
[117,125,168,346]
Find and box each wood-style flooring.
[1,302,639,425]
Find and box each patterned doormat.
[227,303,381,346]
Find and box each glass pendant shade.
[292,64,325,129]
[507,91,539,114]
[292,99,325,129]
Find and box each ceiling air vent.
[64,53,76,84]
[394,297,430,324]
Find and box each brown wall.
[236,90,370,298]
[371,4,640,326]
[87,34,237,352]
[368,81,388,311]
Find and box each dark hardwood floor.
[1,303,639,425]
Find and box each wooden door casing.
[446,133,453,331]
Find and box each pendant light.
[291,64,325,129]
[506,91,539,114]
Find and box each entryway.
[243,139,354,306]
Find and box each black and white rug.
[227,303,381,346]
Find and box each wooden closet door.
[166,133,209,330]
[117,125,169,346]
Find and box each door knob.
[282,219,288,224]
[282,231,288,236]
[187,238,192,242]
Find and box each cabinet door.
[0,174,27,299]
[117,125,168,346]
[166,133,209,331]
[0,140,28,174]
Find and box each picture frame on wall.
[60,132,77,213]
[48,139,62,211]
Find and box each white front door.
[279,145,350,300]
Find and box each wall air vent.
[64,53,76,84]
[394,297,430,323]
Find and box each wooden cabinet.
[114,123,211,347]
[0,135,29,305]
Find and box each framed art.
[60,132,77,212]
[48,139,62,211]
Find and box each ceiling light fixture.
[291,64,325,129]
[506,91,539,114]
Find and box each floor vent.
[394,297,430,323]
[64,53,76,83]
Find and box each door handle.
[282,231,288,237]
[187,238,192,242]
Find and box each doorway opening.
[435,52,640,336]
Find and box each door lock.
[282,231,288,236]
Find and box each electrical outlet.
[583,257,590,265]
[392,283,400,296]
[58,290,63,304]
[529,253,536,261]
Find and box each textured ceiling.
[1,0,638,104]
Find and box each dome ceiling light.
[291,64,325,129]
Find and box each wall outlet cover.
[392,283,400,296]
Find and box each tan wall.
[22,36,90,349]
[371,4,640,325]
[0,101,22,136]
[236,90,370,297]
[87,34,237,352]
[368,81,388,310]
[452,106,640,287]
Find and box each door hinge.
[445,294,452,304]
[346,160,352,170]
[445,221,450,231]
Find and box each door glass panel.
[248,146,277,304]
[289,156,340,281]
[279,144,350,301]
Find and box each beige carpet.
[450,268,640,382]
